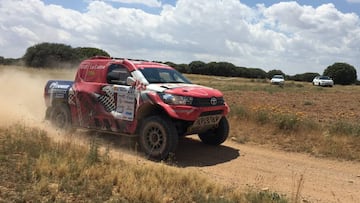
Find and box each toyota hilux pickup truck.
[44,56,230,160]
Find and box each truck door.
[112,85,136,121]
[105,64,136,133]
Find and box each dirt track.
[94,134,359,203]
[1,67,360,203]
[176,137,360,203]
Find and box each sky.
[0,0,360,75]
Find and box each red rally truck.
[44,56,230,160]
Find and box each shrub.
[329,121,360,137]
[323,62,357,85]
[230,105,250,119]
[254,110,270,125]
[275,114,300,131]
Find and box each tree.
[211,62,236,77]
[164,61,177,68]
[23,43,110,68]
[173,63,190,73]
[267,69,285,79]
[246,68,267,79]
[323,63,357,85]
[189,61,206,74]
[0,56,22,65]
[233,66,248,78]
[23,42,77,68]
[290,72,319,82]
[73,47,110,60]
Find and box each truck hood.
[147,83,223,98]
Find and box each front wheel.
[198,117,229,145]
[49,104,72,130]
[138,116,178,160]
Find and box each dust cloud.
[0,65,135,148]
[0,66,75,127]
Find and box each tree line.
[0,42,357,85]
[1,42,109,68]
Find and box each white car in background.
[312,76,334,87]
[270,75,285,86]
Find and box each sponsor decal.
[49,82,70,89]
[48,89,67,94]
[113,85,135,121]
[79,64,105,70]
[87,70,95,76]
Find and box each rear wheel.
[198,117,229,145]
[138,116,178,160]
[49,104,72,130]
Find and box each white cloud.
[261,2,360,73]
[0,0,359,75]
[102,0,161,7]
[347,0,360,3]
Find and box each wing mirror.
[126,77,136,86]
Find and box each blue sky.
[42,0,176,13]
[242,0,360,15]
[1,0,360,75]
[42,0,360,15]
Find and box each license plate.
[192,115,222,127]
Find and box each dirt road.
[1,66,360,203]
[94,133,359,203]
[176,137,360,203]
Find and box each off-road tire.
[49,103,72,131]
[138,116,178,160]
[198,117,229,145]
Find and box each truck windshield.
[139,68,192,84]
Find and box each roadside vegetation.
[227,105,360,161]
[0,123,289,202]
[188,74,360,161]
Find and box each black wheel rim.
[144,124,166,152]
[53,110,66,128]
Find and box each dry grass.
[228,104,360,160]
[0,123,289,202]
[185,74,360,161]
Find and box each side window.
[107,64,130,85]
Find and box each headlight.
[160,93,193,105]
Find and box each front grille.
[192,97,225,107]
[200,110,224,116]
